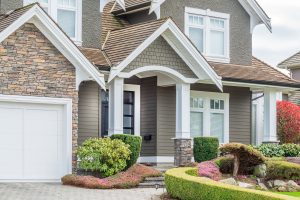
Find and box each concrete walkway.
[0,183,165,200]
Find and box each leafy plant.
[193,137,219,163]
[110,134,142,169]
[277,101,300,144]
[77,138,131,177]
[220,143,265,176]
[254,143,300,157]
[198,161,222,181]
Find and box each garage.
[0,97,72,182]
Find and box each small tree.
[277,101,300,144]
[220,143,265,177]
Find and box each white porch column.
[108,77,124,136]
[175,83,191,139]
[263,89,278,143]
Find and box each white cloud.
[253,0,300,67]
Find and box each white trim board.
[0,94,73,182]
[0,4,105,90]
[108,18,223,91]
[124,84,141,137]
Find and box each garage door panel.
[0,149,23,179]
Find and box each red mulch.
[61,164,162,189]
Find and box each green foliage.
[110,134,142,169]
[165,167,295,200]
[220,143,265,174]
[266,160,300,180]
[215,156,234,174]
[77,138,131,177]
[254,144,300,158]
[193,137,219,163]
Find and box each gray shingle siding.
[160,0,252,66]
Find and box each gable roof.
[210,57,300,88]
[103,17,223,90]
[0,3,106,90]
[112,0,271,32]
[278,51,300,69]
[79,47,109,67]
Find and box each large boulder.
[219,178,238,186]
[253,164,267,178]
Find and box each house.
[278,52,300,105]
[0,0,299,182]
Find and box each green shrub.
[254,144,300,158]
[215,156,234,174]
[220,143,265,176]
[266,160,300,180]
[165,167,296,200]
[111,134,142,168]
[77,138,131,177]
[194,137,219,163]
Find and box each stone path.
[0,183,165,200]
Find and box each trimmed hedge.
[111,134,142,169]
[266,160,300,180]
[194,137,219,163]
[165,167,298,200]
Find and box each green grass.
[278,192,300,198]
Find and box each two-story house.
[0,0,299,182]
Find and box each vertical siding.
[157,86,176,156]
[191,84,252,144]
[78,81,100,145]
[140,77,157,156]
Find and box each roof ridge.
[253,56,292,80]
[278,50,300,67]
[109,17,170,32]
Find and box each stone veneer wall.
[0,23,78,171]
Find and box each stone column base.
[174,138,192,167]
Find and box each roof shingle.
[79,47,109,67]
[112,0,151,13]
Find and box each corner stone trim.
[174,138,192,166]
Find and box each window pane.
[124,129,133,135]
[124,117,133,128]
[57,9,76,38]
[190,112,203,138]
[210,30,225,56]
[124,104,134,115]
[211,113,224,143]
[210,18,225,29]
[70,0,76,7]
[124,92,134,104]
[189,27,204,52]
[189,15,204,26]
[220,100,224,110]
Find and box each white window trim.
[190,91,229,144]
[185,7,230,63]
[124,84,141,137]
[0,94,73,181]
[24,0,82,46]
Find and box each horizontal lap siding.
[78,81,100,145]
[157,86,176,156]
[191,84,252,144]
[140,77,157,156]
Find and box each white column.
[176,83,191,139]
[108,77,124,136]
[263,89,278,143]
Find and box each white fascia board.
[238,0,272,33]
[116,0,126,10]
[108,19,223,91]
[149,0,166,14]
[0,5,106,90]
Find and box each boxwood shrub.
[165,168,297,200]
[111,134,142,169]
[266,160,300,180]
[194,137,219,163]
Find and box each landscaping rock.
[238,182,255,189]
[287,180,300,191]
[253,164,267,178]
[274,180,286,188]
[219,178,238,186]
[267,180,273,188]
[277,186,286,192]
[258,183,268,191]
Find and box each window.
[123,91,135,135]
[185,7,230,63]
[24,0,82,45]
[190,91,229,143]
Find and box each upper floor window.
[185,7,230,63]
[24,0,82,45]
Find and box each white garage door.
[0,101,67,181]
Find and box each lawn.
[278,192,300,198]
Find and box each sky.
[253,0,300,67]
